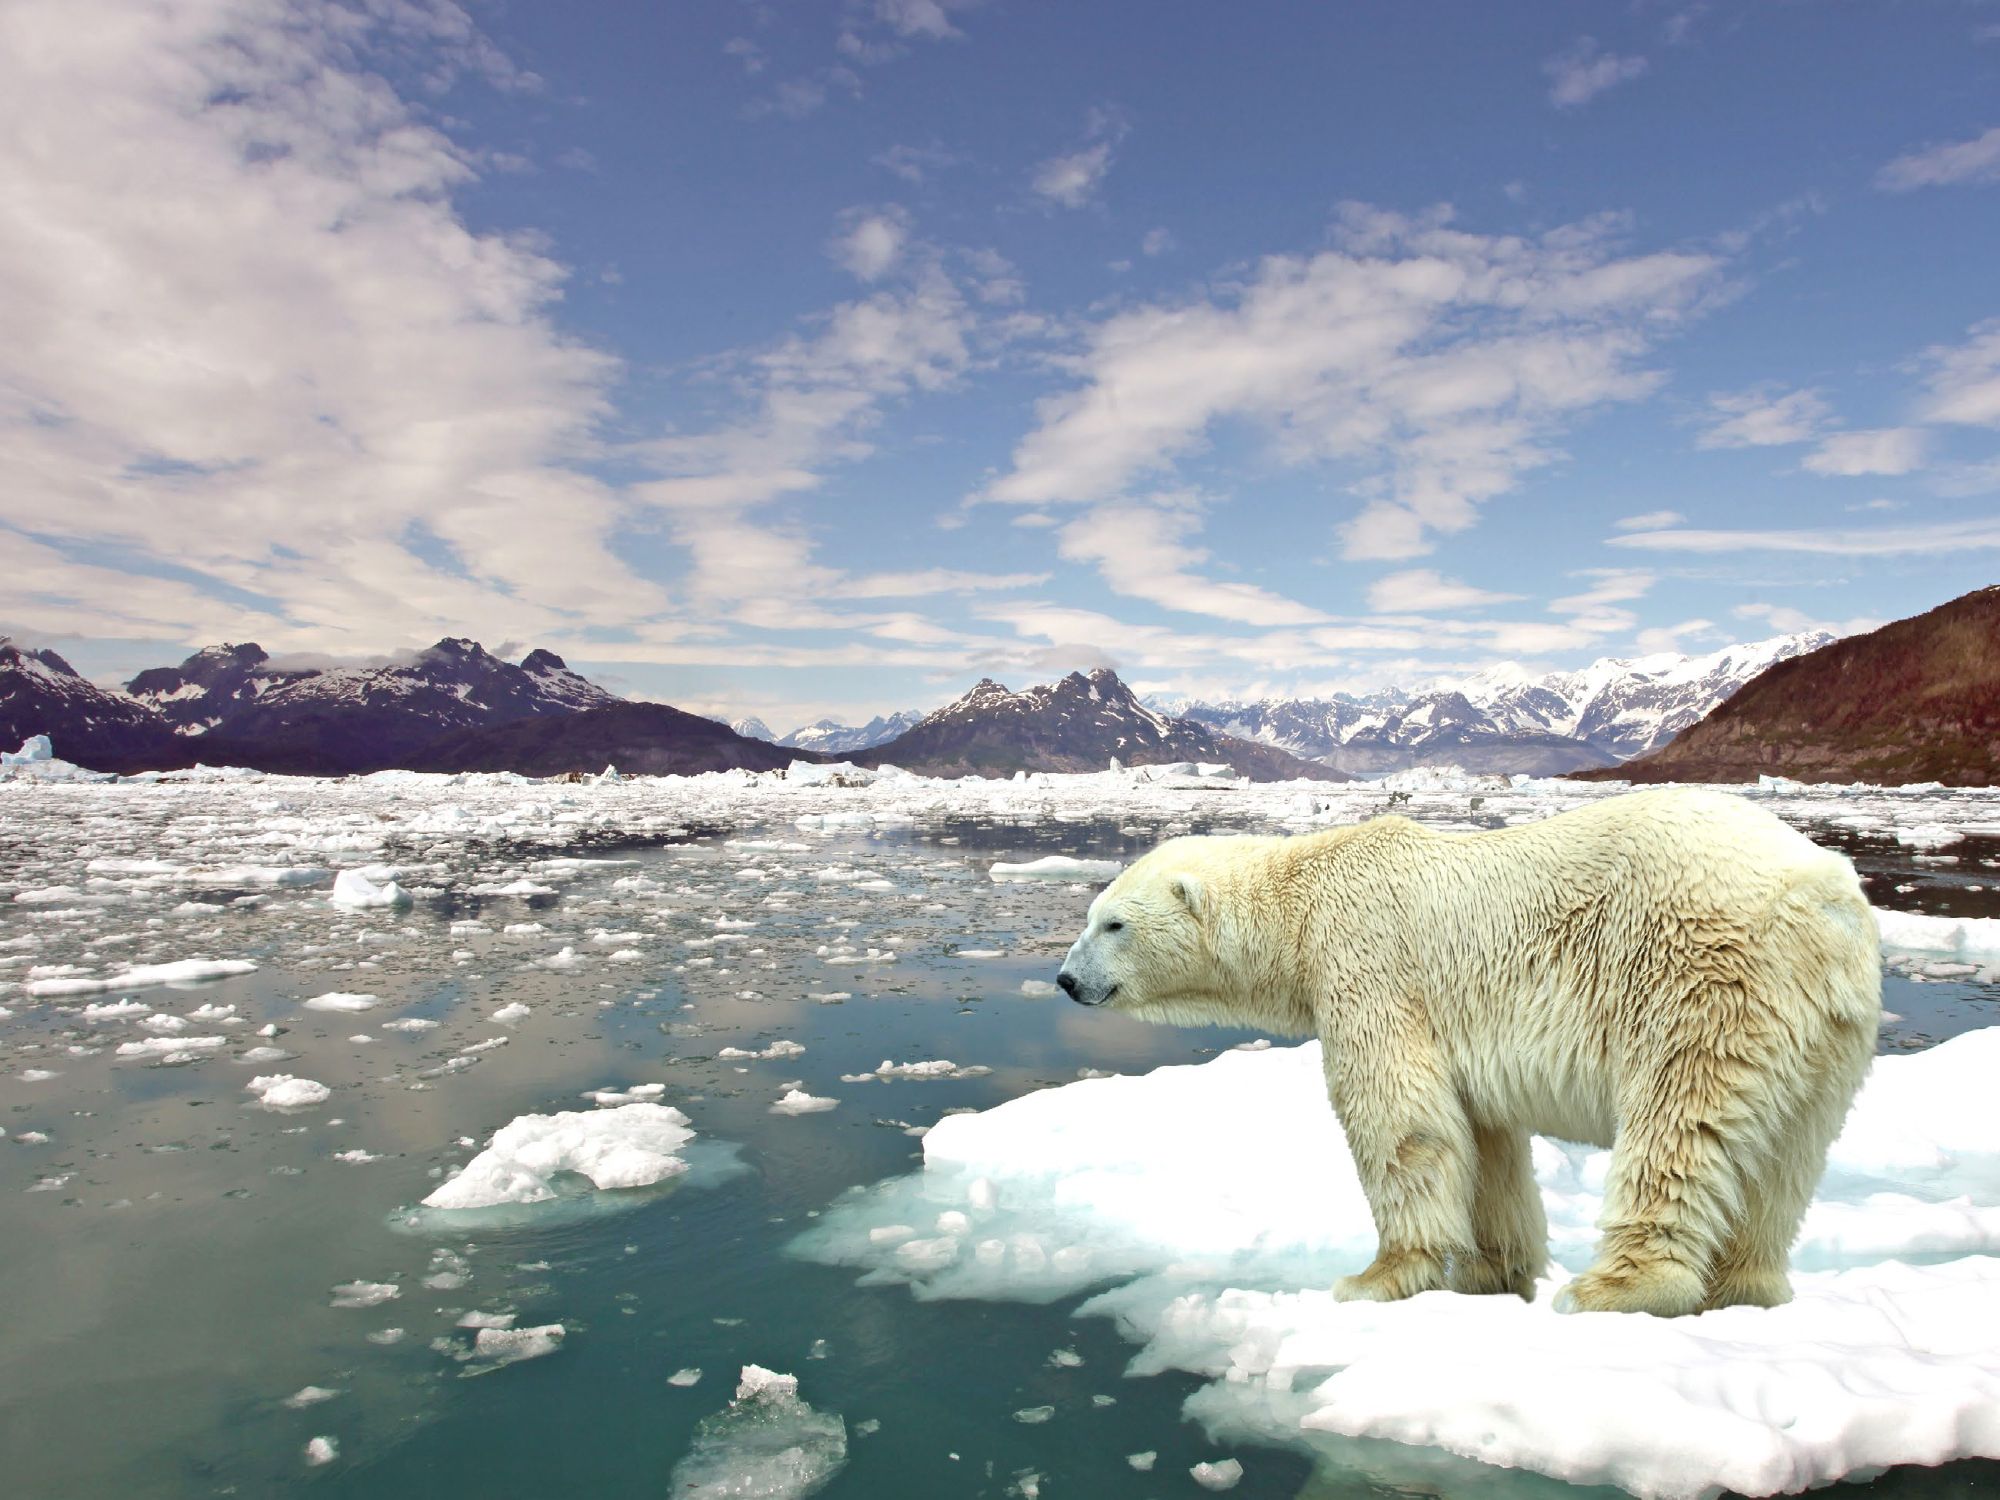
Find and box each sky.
[2,0,1998,735]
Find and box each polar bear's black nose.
[1056,971,1080,999]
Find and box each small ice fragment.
[366,1328,406,1345]
[770,1090,837,1115]
[668,1367,703,1387]
[304,1436,339,1466]
[1012,1405,1054,1424]
[1127,1451,1156,1471]
[1048,1348,1082,1368]
[988,856,1121,882]
[669,1367,846,1499]
[491,1002,531,1025]
[473,1323,565,1367]
[332,1149,379,1164]
[1191,1458,1243,1490]
[304,992,377,1012]
[331,870,412,909]
[284,1386,340,1409]
[247,1074,331,1109]
[1019,980,1058,998]
[329,1281,400,1309]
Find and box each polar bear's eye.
[1104,920,1124,933]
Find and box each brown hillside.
[1582,585,2000,787]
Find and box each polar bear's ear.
[1170,874,1204,916]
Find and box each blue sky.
[3,0,1997,733]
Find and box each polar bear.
[1055,788,1881,1316]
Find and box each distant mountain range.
[1162,631,1834,777]
[7,606,1978,785]
[852,669,1347,782]
[1587,587,1999,787]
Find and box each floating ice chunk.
[380,1018,439,1032]
[1012,1405,1053,1424]
[987,856,1122,883]
[668,1366,846,1500]
[81,999,149,1020]
[333,1149,380,1163]
[330,869,412,908]
[140,1012,189,1033]
[842,1059,991,1083]
[771,1090,838,1115]
[1127,1451,1156,1471]
[248,1074,331,1109]
[1190,1458,1243,1490]
[1893,823,1964,849]
[474,879,558,897]
[472,1323,565,1367]
[304,991,378,1012]
[304,1436,338,1467]
[491,1002,531,1025]
[1019,980,1059,998]
[284,1386,341,1409]
[668,1367,703,1387]
[799,1031,2000,1497]
[329,1281,400,1308]
[1874,905,2000,960]
[116,1036,227,1057]
[238,1046,290,1063]
[720,1039,806,1061]
[26,957,255,996]
[3,734,52,763]
[19,1068,60,1082]
[422,1101,694,1210]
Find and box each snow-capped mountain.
[1171,632,1836,777]
[1,638,178,772]
[123,637,622,774]
[729,716,777,743]
[858,669,1346,781]
[779,711,924,756]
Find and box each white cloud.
[982,204,1721,563]
[1550,568,1654,615]
[1732,602,1880,639]
[1544,39,1648,108]
[1634,617,1720,655]
[1058,501,1329,626]
[1695,387,1830,449]
[1916,318,2000,428]
[1366,569,1520,613]
[1608,518,2000,555]
[828,207,911,282]
[1031,108,1129,209]
[874,141,960,184]
[1612,509,1685,531]
[0,0,665,657]
[875,0,970,40]
[1141,227,1176,257]
[1876,125,2000,191]
[1800,428,1928,477]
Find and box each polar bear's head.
[1055,837,1262,1029]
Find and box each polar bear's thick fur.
[1056,788,1881,1316]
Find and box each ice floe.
[330,869,412,908]
[799,1030,2000,1497]
[421,1101,695,1210]
[987,855,1123,882]
[668,1366,847,1500]
[247,1074,331,1109]
[25,957,256,996]
[771,1089,838,1115]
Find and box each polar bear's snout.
[1055,967,1118,1006]
[1056,930,1120,1007]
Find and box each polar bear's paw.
[1552,1259,1705,1317]
[1333,1248,1451,1303]
[1450,1248,1540,1301]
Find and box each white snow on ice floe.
[771,1089,838,1115]
[798,1029,2000,1498]
[329,869,412,908]
[421,1101,695,1210]
[25,957,256,996]
[303,991,378,1012]
[668,1365,847,1500]
[1873,904,2000,960]
[987,855,1123,882]
[247,1074,331,1109]
[469,1323,565,1369]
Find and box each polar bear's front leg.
[1327,1051,1476,1304]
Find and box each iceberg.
[667,1366,847,1500]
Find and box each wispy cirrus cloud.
[1544,38,1648,108]
[1030,107,1129,209]
[1876,125,2000,191]
[1695,387,1831,448]
[981,204,1722,563]
[1608,517,2000,555]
